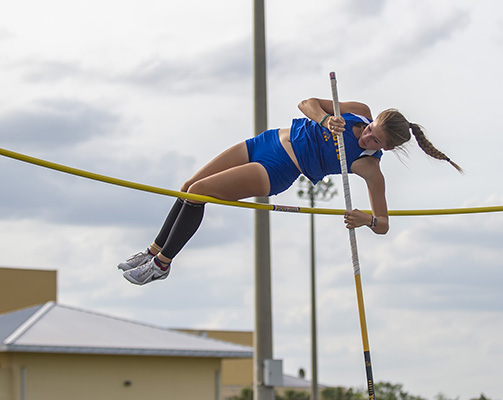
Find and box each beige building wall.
[0,267,57,314]
[176,329,254,398]
[176,330,253,384]
[191,331,253,347]
[0,358,11,400]
[0,352,222,400]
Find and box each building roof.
[0,302,253,358]
[282,374,328,389]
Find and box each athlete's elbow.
[375,226,389,235]
[298,98,316,112]
[374,218,389,235]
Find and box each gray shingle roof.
[0,302,252,358]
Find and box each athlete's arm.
[298,98,373,123]
[347,156,389,235]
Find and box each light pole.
[297,176,337,400]
[253,1,274,400]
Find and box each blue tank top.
[290,113,382,184]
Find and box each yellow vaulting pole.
[330,72,376,399]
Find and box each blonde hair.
[375,108,463,172]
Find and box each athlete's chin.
[359,140,378,151]
[359,142,372,150]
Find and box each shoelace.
[126,251,146,262]
[136,262,155,278]
[137,261,168,279]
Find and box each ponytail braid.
[409,123,463,173]
[375,109,462,173]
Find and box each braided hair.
[376,109,463,172]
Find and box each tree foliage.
[228,383,493,400]
[230,387,253,400]
[276,389,309,400]
[321,386,365,400]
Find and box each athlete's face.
[358,123,392,151]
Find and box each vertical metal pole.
[309,195,319,400]
[215,369,221,400]
[299,178,335,400]
[253,1,274,400]
[20,367,26,400]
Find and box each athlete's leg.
[148,141,251,251]
[155,161,270,265]
[154,141,268,262]
[150,198,184,251]
[186,162,270,201]
[121,141,270,279]
[180,142,251,193]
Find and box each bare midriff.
[278,129,302,172]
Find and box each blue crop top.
[290,113,382,184]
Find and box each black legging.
[154,198,205,260]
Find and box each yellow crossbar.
[1,147,501,216]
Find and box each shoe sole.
[123,268,171,286]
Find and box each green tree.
[435,393,459,400]
[469,395,492,400]
[321,386,365,400]
[374,381,427,400]
[275,389,309,400]
[231,387,253,400]
[230,382,492,400]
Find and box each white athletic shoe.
[117,249,154,272]
[123,258,171,285]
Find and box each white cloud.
[123,37,253,93]
[0,99,120,149]
[0,0,502,398]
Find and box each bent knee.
[180,181,191,192]
[186,180,210,196]
[181,177,200,192]
[184,180,212,204]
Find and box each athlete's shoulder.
[340,102,372,120]
[350,155,383,179]
[343,112,372,125]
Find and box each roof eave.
[1,344,253,358]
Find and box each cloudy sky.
[1,0,502,398]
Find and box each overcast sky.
[1,0,502,399]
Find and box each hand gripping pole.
[330,72,376,400]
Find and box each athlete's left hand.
[344,209,372,229]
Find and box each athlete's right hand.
[326,116,345,135]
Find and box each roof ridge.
[52,302,184,333]
[3,302,248,349]
[2,302,253,358]
[51,304,251,349]
[172,330,253,349]
[4,301,55,344]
